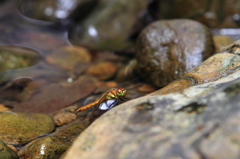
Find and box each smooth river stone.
[136,19,214,88]
[0,112,55,145]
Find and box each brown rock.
[53,112,77,126]
[149,40,240,96]
[46,46,91,71]
[85,61,117,80]
[136,19,214,88]
[13,76,96,113]
[213,35,235,52]
[158,0,240,28]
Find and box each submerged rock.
[0,112,55,145]
[136,19,214,88]
[46,46,91,71]
[85,61,117,80]
[69,0,149,50]
[0,46,39,71]
[18,123,86,159]
[0,140,18,159]
[19,0,97,22]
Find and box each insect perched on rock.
[76,87,127,112]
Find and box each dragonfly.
[76,87,127,112]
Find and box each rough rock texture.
[136,19,214,88]
[62,69,240,159]
[62,40,240,159]
[0,112,55,145]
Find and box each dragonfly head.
[117,87,127,97]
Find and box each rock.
[19,0,97,22]
[158,0,240,28]
[18,123,86,159]
[0,140,18,159]
[149,39,240,96]
[0,45,39,71]
[69,0,149,50]
[136,19,214,88]
[61,40,240,159]
[53,112,77,126]
[150,53,240,96]
[0,112,54,145]
[61,67,240,159]
[85,61,117,80]
[13,76,96,113]
[18,136,69,159]
[213,35,235,52]
[46,46,91,71]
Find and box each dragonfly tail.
[77,101,99,112]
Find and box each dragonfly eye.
[117,87,126,97]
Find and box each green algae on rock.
[18,136,69,159]
[0,46,39,71]
[0,113,55,145]
[0,140,19,159]
[18,123,87,159]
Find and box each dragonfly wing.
[99,99,117,110]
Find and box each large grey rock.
[62,69,240,159]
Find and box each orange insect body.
[77,87,126,112]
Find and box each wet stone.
[0,45,39,71]
[13,75,96,113]
[18,123,86,159]
[0,140,19,159]
[85,61,117,80]
[46,46,91,71]
[53,112,77,126]
[0,112,55,145]
[19,0,97,22]
[136,19,214,88]
[18,136,69,159]
[69,0,148,50]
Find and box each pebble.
[53,112,77,126]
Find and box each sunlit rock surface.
[62,40,240,159]
[136,19,214,88]
[62,69,240,159]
